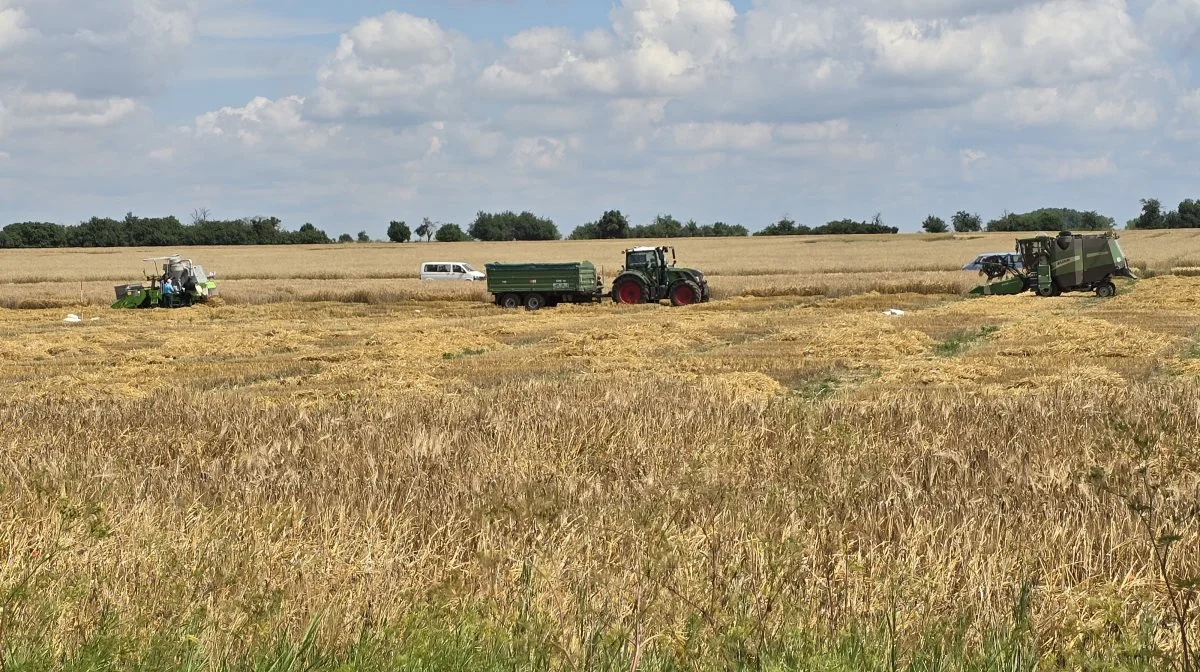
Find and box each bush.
[986,209,1114,232]
[435,224,470,242]
[754,217,897,236]
[952,211,983,233]
[469,211,559,241]
[922,216,948,233]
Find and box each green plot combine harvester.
[970,231,1136,298]
[111,255,219,309]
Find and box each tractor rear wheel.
[669,280,702,307]
[524,293,546,311]
[613,280,645,305]
[499,293,520,309]
[1096,281,1117,298]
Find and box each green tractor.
[611,246,711,306]
[111,255,219,309]
[970,231,1136,298]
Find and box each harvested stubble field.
[4,229,1200,308]
[2,232,1200,670]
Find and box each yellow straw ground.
[2,236,1200,664]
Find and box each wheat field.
[1,232,1199,670]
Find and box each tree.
[922,215,948,233]
[435,223,469,242]
[357,231,370,243]
[387,220,411,243]
[0,222,67,248]
[1178,199,1200,228]
[987,208,1114,232]
[755,218,806,236]
[631,214,685,238]
[595,210,630,239]
[1129,198,1165,230]
[292,223,333,244]
[338,233,354,243]
[952,211,982,232]
[1078,210,1115,230]
[568,222,599,240]
[469,211,560,241]
[190,207,211,225]
[1,214,333,247]
[708,222,749,237]
[416,218,436,242]
[574,212,747,239]
[817,218,898,234]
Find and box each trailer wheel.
[1096,281,1117,298]
[669,280,702,307]
[499,293,521,309]
[524,293,546,311]
[613,280,645,305]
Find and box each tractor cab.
[623,246,675,276]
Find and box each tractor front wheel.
[613,281,645,305]
[1096,281,1117,298]
[499,293,521,309]
[524,293,546,311]
[669,280,702,307]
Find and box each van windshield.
[461,263,476,272]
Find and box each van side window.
[453,265,465,273]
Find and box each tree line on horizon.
[3,198,1197,249]
[918,208,1117,234]
[0,212,334,249]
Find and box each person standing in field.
[162,277,175,307]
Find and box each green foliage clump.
[1128,198,1200,230]
[387,220,411,243]
[987,208,1114,232]
[0,213,333,248]
[570,212,748,239]
[435,223,471,242]
[755,215,898,236]
[469,211,560,241]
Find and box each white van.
[420,262,485,281]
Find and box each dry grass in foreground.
[1,268,1199,667]
[1,380,1198,669]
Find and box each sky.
[0,0,1198,236]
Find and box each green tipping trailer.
[486,261,605,310]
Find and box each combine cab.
[970,231,1135,297]
[112,255,219,309]
[611,246,711,306]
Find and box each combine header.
[112,255,218,309]
[970,231,1136,298]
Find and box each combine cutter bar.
[970,276,1026,296]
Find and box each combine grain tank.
[970,231,1136,298]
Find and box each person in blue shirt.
[161,278,175,306]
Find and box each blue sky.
[1,0,1198,236]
